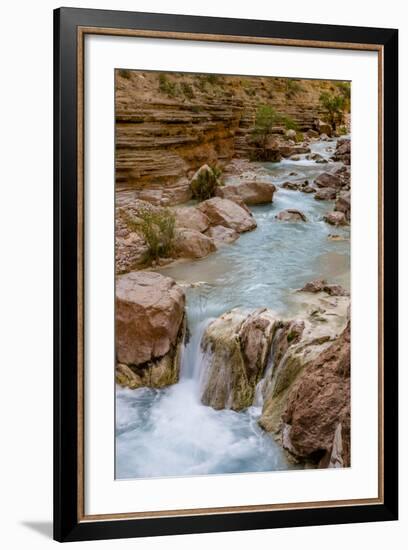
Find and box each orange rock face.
[282,322,351,467]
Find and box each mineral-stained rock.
[174,206,210,233]
[216,181,276,205]
[204,225,239,246]
[257,294,350,468]
[323,211,348,226]
[314,171,342,189]
[276,209,307,222]
[280,322,351,466]
[174,228,216,259]
[197,197,257,233]
[116,271,185,368]
[201,309,278,410]
[314,187,337,201]
[334,191,351,221]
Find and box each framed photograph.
[54,7,398,542]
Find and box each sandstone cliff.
[115,70,343,204]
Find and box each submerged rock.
[115,272,186,388]
[216,181,276,205]
[201,309,278,411]
[276,209,307,222]
[197,197,257,233]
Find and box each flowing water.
[115,138,350,480]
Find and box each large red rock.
[282,323,351,467]
[116,271,185,366]
[197,197,257,233]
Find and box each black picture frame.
[54,7,398,542]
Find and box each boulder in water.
[216,181,276,205]
[174,228,216,259]
[174,206,210,233]
[323,211,348,226]
[197,197,257,233]
[276,209,307,222]
[314,171,342,189]
[314,187,337,201]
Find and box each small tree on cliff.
[319,92,347,131]
[252,104,280,149]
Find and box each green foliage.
[203,74,219,85]
[122,207,176,261]
[253,104,280,147]
[337,125,348,136]
[319,91,347,130]
[181,81,194,99]
[158,74,178,97]
[285,79,303,98]
[295,131,304,143]
[282,116,299,131]
[190,165,223,201]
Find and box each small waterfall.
[180,318,213,391]
[252,327,283,407]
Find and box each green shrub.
[190,165,223,201]
[158,73,178,97]
[122,207,176,261]
[181,81,194,99]
[282,116,299,131]
[285,79,303,98]
[319,91,347,131]
[203,74,219,85]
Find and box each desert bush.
[159,74,178,97]
[122,207,176,261]
[252,104,280,148]
[181,81,194,99]
[282,116,299,131]
[190,165,223,201]
[319,91,347,131]
[285,79,303,98]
